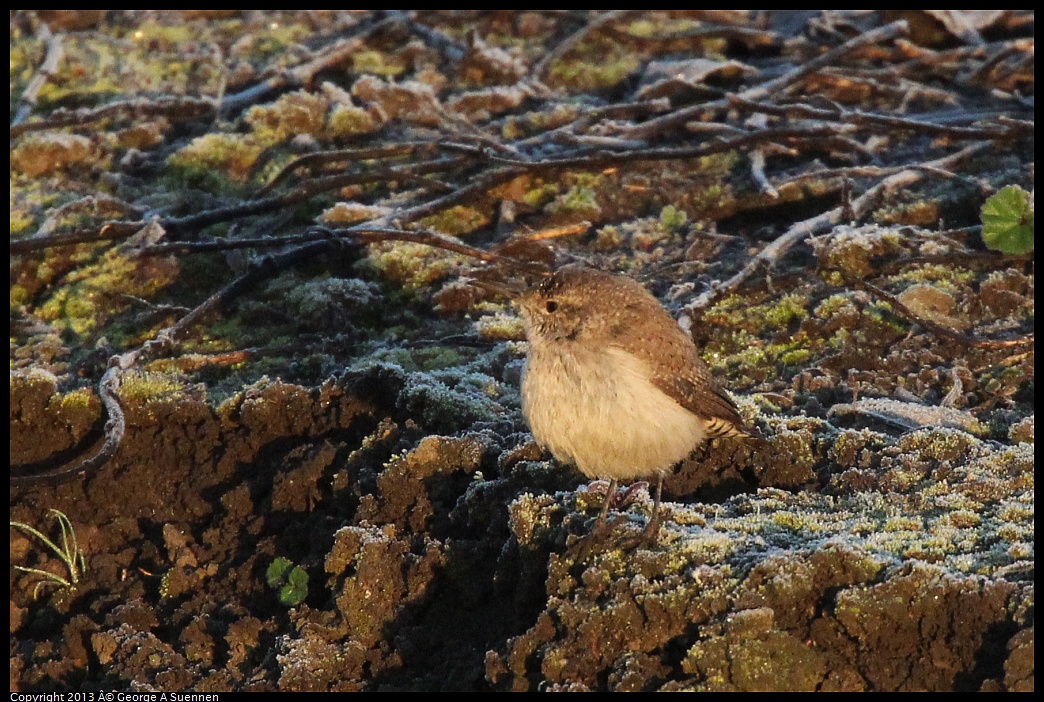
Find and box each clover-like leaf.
[981,185,1034,254]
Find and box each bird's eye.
[545,300,559,313]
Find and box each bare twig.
[532,10,637,81]
[494,126,851,169]
[683,141,991,314]
[11,156,473,254]
[221,16,398,114]
[10,362,124,486]
[11,96,216,138]
[393,11,466,62]
[255,142,436,196]
[599,22,780,52]
[624,20,911,140]
[844,275,1034,350]
[748,149,778,199]
[728,95,1033,140]
[11,22,64,127]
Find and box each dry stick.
[511,98,673,155]
[683,141,992,316]
[316,226,553,276]
[10,156,472,254]
[729,95,1033,140]
[10,364,124,487]
[13,126,839,254]
[599,22,780,51]
[393,11,466,62]
[139,222,588,257]
[532,10,638,81]
[10,95,216,138]
[748,149,779,199]
[11,22,64,127]
[10,162,530,485]
[844,275,1034,351]
[221,16,398,114]
[623,20,910,141]
[255,142,435,197]
[490,126,849,170]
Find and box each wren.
[512,264,756,539]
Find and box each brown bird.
[512,264,757,540]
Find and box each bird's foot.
[584,480,649,511]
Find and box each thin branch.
[254,142,436,197]
[493,126,851,169]
[221,16,398,114]
[10,361,124,486]
[13,125,847,255]
[748,150,779,199]
[598,22,780,52]
[624,20,911,140]
[139,220,592,257]
[683,141,992,315]
[532,10,637,81]
[845,275,1034,350]
[11,22,64,127]
[10,96,216,138]
[728,95,1033,140]
[393,11,466,62]
[11,156,473,253]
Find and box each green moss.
[10,182,80,241]
[11,133,99,178]
[762,294,808,329]
[351,49,407,78]
[548,40,641,91]
[812,224,906,279]
[770,512,813,532]
[659,205,688,231]
[367,241,470,290]
[594,224,624,250]
[119,371,186,403]
[328,103,381,137]
[547,186,600,217]
[245,90,329,145]
[226,21,312,63]
[128,19,195,47]
[418,205,489,236]
[778,348,812,367]
[522,181,560,208]
[36,249,179,339]
[167,133,264,188]
[54,388,94,413]
[813,293,854,319]
[883,516,923,532]
[885,263,976,287]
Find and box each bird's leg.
[641,475,664,541]
[593,478,617,532]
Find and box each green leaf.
[266,557,291,587]
[981,185,1034,254]
[279,566,309,606]
[287,565,309,588]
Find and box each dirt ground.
[10,11,1034,691]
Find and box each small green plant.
[659,204,688,231]
[10,509,87,598]
[266,557,309,606]
[981,185,1033,254]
